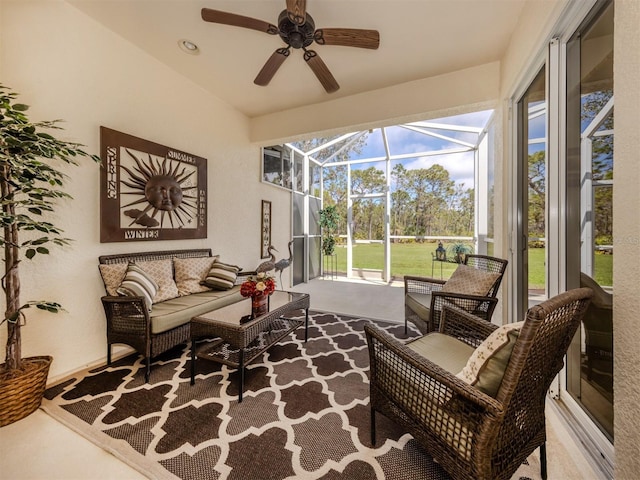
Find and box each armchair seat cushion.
[405,292,433,320]
[407,333,475,374]
[406,322,523,399]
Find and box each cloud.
[403,151,475,188]
[353,111,493,159]
[313,110,493,189]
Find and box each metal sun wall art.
[261,200,272,259]
[100,127,207,242]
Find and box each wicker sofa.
[99,248,249,381]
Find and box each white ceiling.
[68,0,529,118]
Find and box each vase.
[251,295,269,318]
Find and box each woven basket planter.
[0,356,52,427]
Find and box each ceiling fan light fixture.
[178,39,200,55]
[201,2,380,93]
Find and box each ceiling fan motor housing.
[277,10,315,49]
[200,4,379,93]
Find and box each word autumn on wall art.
[100,127,207,242]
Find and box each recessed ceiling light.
[178,39,200,55]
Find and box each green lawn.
[527,247,612,288]
[330,242,613,286]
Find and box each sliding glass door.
[513,0,614,472]
[566,0,614,443]
[515,67,547,321]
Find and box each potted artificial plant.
[447,242,473,264]
[318,205,340,256]
[0,85,99,426]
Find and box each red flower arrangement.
[240,272,276,298]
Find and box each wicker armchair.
[366,287,593,480]
[404,254,508,334]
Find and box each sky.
[321,109,493,190]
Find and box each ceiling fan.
[201,0,380,93]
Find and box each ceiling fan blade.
[286,0,307,25]
[303,50,339,93]
[254,48,290,86]
[314,28,380,49]
[201,8,278,35]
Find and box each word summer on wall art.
[100,127,207,242]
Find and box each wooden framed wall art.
[261,200,272,258]
[100,127,207,242]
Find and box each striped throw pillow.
[116,263,158,312]
[202,261,240,290]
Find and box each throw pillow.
[203,260,241,290]
[99,263,129,296]
[456,321,523,397]
[441,264,500,297]
[174,256,217,296]
[116,263,158,312]
[137,259,179,303]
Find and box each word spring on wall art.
[100,127,207,242]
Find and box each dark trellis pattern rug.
[42,311,540,480]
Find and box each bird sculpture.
[274,240,294,288]
[256,245,278,274]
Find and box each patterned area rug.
[42,311,540,480]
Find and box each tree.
[527,150,546,239]
[322,164,348,234]
[392,163,455,236]
[297,134,474,241]
[582,90,614,245]
[293,133,369,239]
[1,85,100,374]
[351,167,386,240]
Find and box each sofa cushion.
[138,259,180,303]
[99,262,128,296]
[203,260,241,290]
[456,321,523,397]
[116,263,158,312]
[174,256,217,296]
[150,287,243,334]
[441,264,500,297]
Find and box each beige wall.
[613,1,640,477]
[250,62,501,145]
[0,0,291,378]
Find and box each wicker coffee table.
[190,290,310,402]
